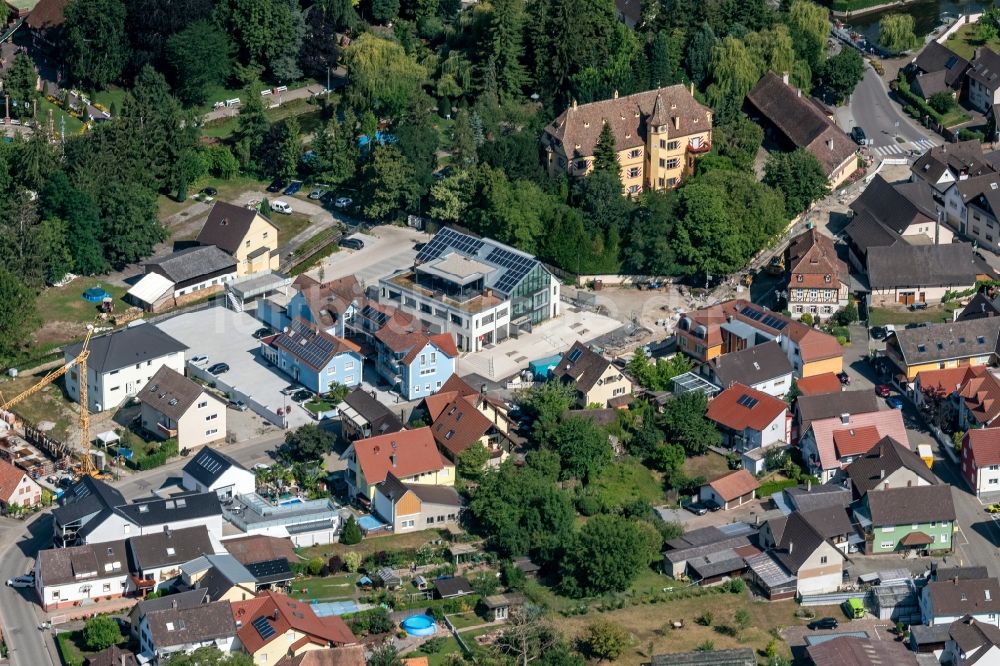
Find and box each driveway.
[842,64,940,156]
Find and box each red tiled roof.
[231,591,355,655]
[0,459,30,504]
[706,469,760,502]
[430,398,493,458]
[352,427,448,485]
[959,371,1000,426]
[705,384,788,432]
[965,428,1000,467]
[917,366,986,398]
[833,425,882,458]
[795,373,843,397]
[787,228,848,290]
[809,409,908,471]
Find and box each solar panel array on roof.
[741,305,764,321]
[487,246,537,294]
[362,305,389,328]
[567,347,583,363]
[737,394,759,408]
[415,227,541,296]
[740,305,788,331]
[252,615,276,640]
[761,314,787,331]
[197,452,223,475]
[416,227,485,263]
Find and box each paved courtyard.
[153,306,313,428]
[308,225,428,285]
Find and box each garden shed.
[377,568,402,590]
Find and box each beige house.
[551,341,633,407]
[372,473,464,533]
[231,591,357,664]
[751,510,846,598]
[137,366,226,448]
[541,85,713,195]
[197,201,279,276]
[0,458,42,512]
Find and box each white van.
[271,200,293,214]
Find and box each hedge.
[125,438,178,470]
[757,478,799,496]
[896,75,945,125]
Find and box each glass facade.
[510,265,551,325]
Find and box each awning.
[127,273,174,305]
[899,531,934,547]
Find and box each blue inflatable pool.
[401,614,437,637]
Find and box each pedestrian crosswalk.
[869,138,937,156]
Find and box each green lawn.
[297,529,451,560]
[90,87,126,114]
[272,212,312,246]
[447,611,486,629]
[37,96,84,135]
[304,399,335,415]
[868,303,960,326]
[158,175,267,220]
[946,23,1000,61]
[591,457,664,509]
[37,281,129,328]
[682,451,730,482]
[403,627,495,666]
[290,573,356,601]
[200,116,239,139]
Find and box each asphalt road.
[846,66,939,156]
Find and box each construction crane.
[0,325,97,476]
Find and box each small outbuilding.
[481,593,525,622]
[435,575,473,599]
[698,469,759,510]
[377,568,402,590]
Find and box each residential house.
[784,228,850,321]
[661,523,759,579]
[230,591,357,664]
[374,326,458,400]
[698,470,759,510]
[866,243,989,307]
[800,409,908,482]
[921,576,1000,627]
[794,390,880,442]
[137,599,237,662]
[344,427,454,501]
[807,635,918,666]
[944,615,1000,666]
[197,201,279,276]
[885,317,1000,382]
[428,395,515,465]
[957,291,1000,321]
[137,367,226,448]
[126,525,217,593]
[957,367,1000,429]
[64,323,188,413]
[356,301,421,346]
[701,340,793,397]
[911,41,969,99]
[275,647,367,666]
[541,85,713,194]
[336,388,403,442]
[798,504,857,554]
[128,246,238,312]
[746,71,858,188]
[372,472,463,533]
[794,373,844,397]
[782,484,852,513]
[843,436,938,500]
[259,274,363,338]
[223,535,297,568]
[223,493,343,548]
[86,645,139,666]
[650,649,756,666]
[0,458,42,512]
[115,493,224,543]
[942,173,1000,253]
[34,540,128,610]
[180,552,259,602]
[704,384,789,474]
[25,0,68,51]
[968,47,1000,113]
[858,484,955,554]
[551,341,633,407]
[750,510,845,597]
[675,299,843,377]
[378,227,560,351]
[914,139,994,193]
[127,589,208,641]
[962,428,1000,496]
[914,365,987,416]
[260,318,363,394]
[52,477,127,546]
[181,446,256,500]
[845,175,947,271]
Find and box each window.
[667,140,680,150]
[881,526,894,533]
[626,184,640,193]
[345,362,354,371]
[430,352,437,363]
[420,354,426,365]
[626,166,641,178]
[660,139,666,149]
[197,401,207,408]
[344,375,354,383]
[628,148,642,159]
[404,297,417,307]
[665,157,680,169]
[450,314,463,326]
[263,231,268,239]
[941,533,949,543]
[880,542,894,549]
[206,428,218,436]
[206,414,218,421]
[401,520,414,528]
[820,556,828,564]
[419,303,432,314]
[245,240,251,248]
[427,517,435,524]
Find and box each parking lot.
[308,224,428,285]
[153,306,313,428]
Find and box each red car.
[875,384,891,398]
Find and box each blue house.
[261,318,363,394]
[257,274,363,338]
[374,327,458,400]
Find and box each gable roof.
[787,228,848,290]
[957,292,1000,321]
[339,388,403,436]
[917,365,987,398]
[128,525,215,570]
[767,510,841,574]
[52,477,126,528]
[798,505,855,540]
[926,577,1000,617]
[650,648,756,666]
[136,366,209,423]
[66,323,187,374]
[145,600,237,648]
[291,274,364,331]
[796,390,880,428]
[806,635,918,666]
[86,645,138,666]
[430,397,494,458]
[845,436,938,497]
[375,326,457,365]
[849,175,935,237]
[551,341,614,393]
[807,408,907,471]
[197,202,275,254]
[182,446,248,488]
[958,370,1000,426]
[832,425,883,458]
[146,246,236,284]
[965,428,1000,467]
[914,140,993,190]
[270,318,361,371]
[705,469,759,502]
[352,427,448,486]
[38,540,127,586]
[914,41,970,86]
[115,491,221,527]
[889,317,1000,366]
[276,647,367,666]
[707,340,792,388]
[26,0,68,30]
[231,591,356,654]
[866,484,955,525]
[435,575,473,598]
[223,535,297,566]
[949,615,1000,656]
[784,484,851,512]
[867,243,987,290]
[970,47,1000,93]
[705,383,787,432]
[543,85,712,158]
[132,589,208,618]
[794,372,843,397]
[0,458,31,503]
[746,71,856,176]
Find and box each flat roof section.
[417,253,495,285]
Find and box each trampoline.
[401,614,437,637]
[83,287,111,302]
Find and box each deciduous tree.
[280,424,335,462]
[5,54,38,118]
[359,144,421,219]
[0,268,38,364]
[343,33,427,116]
[63,0,129,87]
[560,515,661,596]
[659,390,721,455]
[584,620,632,662]
[879,13,920,53]
[550,416,611,483]
[165,21,236,106]
[83,616,122,651]
[763,148,828,217]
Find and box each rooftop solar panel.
[567,348,583,363]
[252,616,276,640]
[737,394,759,408]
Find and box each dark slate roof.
[767,510,837,574]
[650,648,756,666]
[245,558,294,585]
[197,201,271,254]
[182,446,247,488]
[133,589,209,617]
[145,600,237,648]
[843,213,902,254]
[867,243,987,290]
[913,140,991,189]
[784,484,851,512]
[341,388,403,435]
[796,391,879,429]
[65,323,187,374]
[956,292,1000,322]
[914,41,970,89]
[127,525,215,570]
[914,69,950,98]
[949,614,1000,655]
[849,175,935,237]
[925,577,1000,618]
[435,576,473,598]
[86,645,138,666]
[806,635,918,666]
[374,472,409,503]
[844,436,938,498]
[866,485,955,526]
[145,245,236,284]
[136,366,207,422]
[115,491,221,527]
[799,505,855,541]
[408,483,463,507]
[889,317,1000,366]
[969,47,1000,93]
[551,341,613,393]
[37,540,127,586]
[53,476,125,525]
[935,565,990,581]
[706,340,792,388]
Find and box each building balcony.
[156,422,178,437]
[386,272,502,314]
[687,141,711,155]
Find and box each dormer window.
[824,275,832,283]
[583,121,589,128]
[796,275,803,283]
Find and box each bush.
[83,617,121,651]
[575,490,602,516]
[800,313,814,326]
[696,610,714,626]
[328,556,344,572]
[726,577,746,594]
[308,557,324,576]
[344,552,362,573]
[959,128,986,142]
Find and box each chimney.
[371,390,376,399]
[788,541,793,554]
[840,413,850,424]
[273,609,279,620]
[782,71,789,85]
[880,469,885,479]
[797,88,802,98]
[571,99,577,111]
[827,138,834,151]
[807,479,811,492]
[690,82,694,96]
[613,89,619,99]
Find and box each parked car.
[335,196,353,209]
[837,371,851,386]
[207,362,230,375]
[308,188,326,200]
[291,389,313,403]
[875,384,892,398]
[808,618,839,630]
[886,396,904,410]
[190,355,209,366]
[228,399,248,411]
[683,501,708,516]
[283,181,303,195]
[271,200,293,214]
[870,326,887,340]
[252,327,272,339]
[6,578,31,588]
[909,301,928,311]
[339,237,364,251]
[266,179,286,193]
[281,384,299,395]
[199,187,217,200]
[851,126,866,145]
[320,191,338,205]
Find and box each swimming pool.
[357,515,387,531]
[401,614,437,637]
[279,497,303,506]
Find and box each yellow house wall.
[247,629,323,664]
[827,154,859,189]
[233,214,280,276]
[364,463,455,499]
[802,356,844,378]
[901,356,991,381]
[583,366,635,407]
